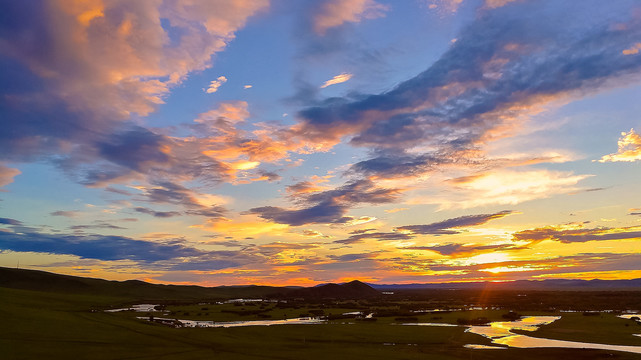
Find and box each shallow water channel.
[122,305,641,353]
[138,316,325,328]
[464,316,641,354]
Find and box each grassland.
[3,285,641,360]
[520,312,641,346]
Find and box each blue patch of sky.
[0,163,103,226]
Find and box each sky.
[1,0,641,286]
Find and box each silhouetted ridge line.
[286,280,380,299]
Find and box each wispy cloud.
[483,0,521,9]
[396,210,515,234]
[312,0,388,35]
[0,231,199,262]
[333,231,412,245]
[424,170,592,209]
[134,207,182,218]
[50,211,79,218]
[250,179,401,226]
[302,229,331,238]
[0,217,22,226]
[513,224,641,244]
[333,210,513,244]
[320,73,353,88]
[134,181,228,219]
[404,242,524,256]
[70,221,127,231]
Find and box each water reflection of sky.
[139,316,324,328]
[464,344,506,349]
[105,304,160,312]
[467,316,559,339]
[467,316,641,354]
[401,323,458,327]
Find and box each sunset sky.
[1,0,641,286]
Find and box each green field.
[3,286,641,360]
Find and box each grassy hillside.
[0,267,290,301]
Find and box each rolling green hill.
[0,267,292,301]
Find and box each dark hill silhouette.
[3,267,640,304]
[286,280,380,299]
[0,267,293,300]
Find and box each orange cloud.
[286,181,330,195]
[196,101,250,128]
[193,102,328,173]
[199,216,289,237]
[313,0,388,35]
[320,73,353,88]
[67,0,105,26]
[385,207,408,213]
[597,129,641,162]
[622,43,641,55]
[0,164,21,189]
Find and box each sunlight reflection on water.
[466,316,641,354]
[139,316,324,328]
[464,344,506,349]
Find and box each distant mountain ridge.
[368,278,641,291]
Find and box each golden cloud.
[597,128,641,162]
[320,73,353,88]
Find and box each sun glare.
[464,252,511,265]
